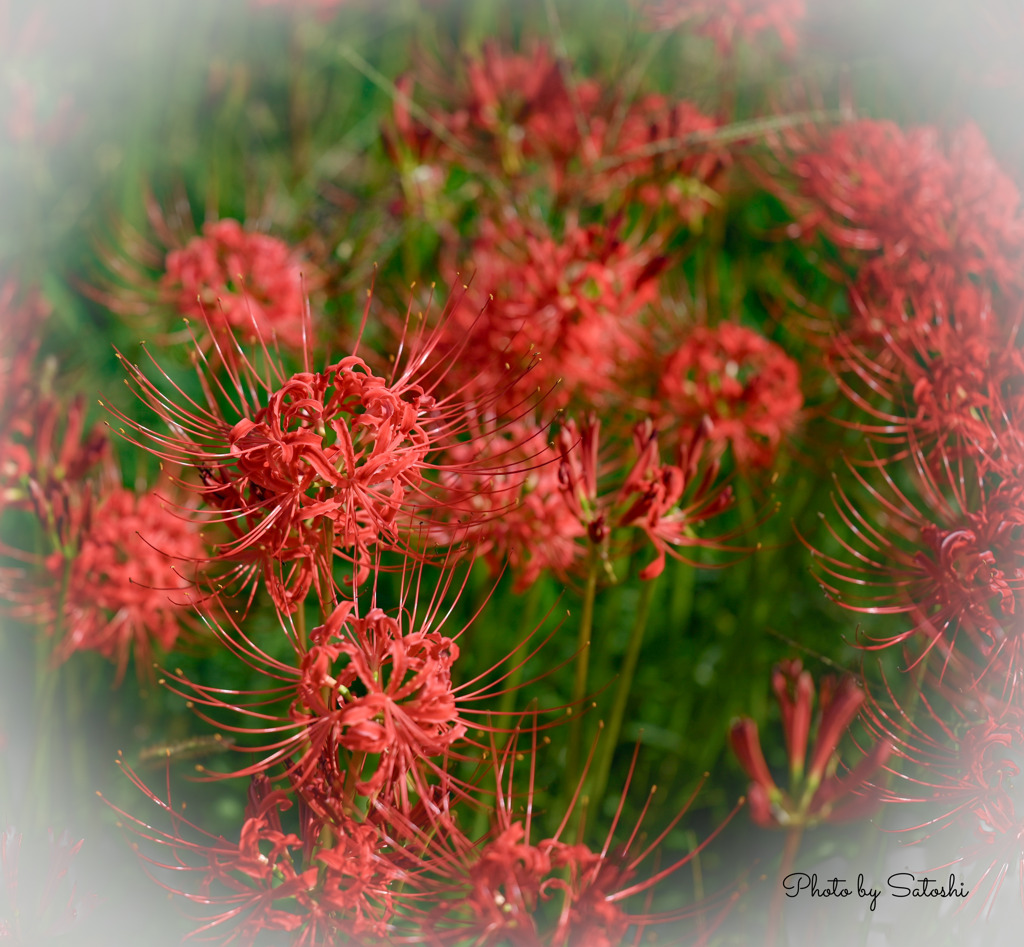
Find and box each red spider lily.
[583,93,726,224]
[106,286,524,612]
[860,677,1024,915]
[161,219,312,352]
[638,0,805,53]
[809,444,1024,684]
[296,603,467,801]
[0,393,105,644]
[659,322,803,470]
[380,728,741,946]
[1,475,203,683]
[388,41,727,218]
[1,391,106,519]
[730,659,892,827]
[454,40,600,174]
[86,197,323,354]
[393,39,603,184]
[0,826,97,943]
[154,554,556,815]
[381,74,456,220]
[829,282,1023,466]
[781,119,1024,345]
[52,484,205,680]
[0,281,47,402]
[434,417,585,591]
[103,765,400,946]
[0,304,49,506]
[440,216,666,414]
[557,415,737,580]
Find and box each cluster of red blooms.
[778,110,1024,911]
[161,219,311,352]
[659,323,804,470]
[88,200,321,357]
[384,38,727,220]
[434,417,586,591]
[63,215,775,940]
[0,285,201,681]
[440,216,666,413]
[378,38,809,594]
[5,12,920,946]
[86,305,749,941]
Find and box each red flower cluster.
[787,119,1024,349]
[111,310,523,610]
[385,40,726,218]
[55,486,203,679]
[0,283,53,506]
[585,93,726,224]
[444,217,664,412]
[162,219,310,351]
[789,109,1024,906]
[389,41,601,185]
[296,601,466,802]
[436,418,586,590]
[107,569,733,945]
[659,322,803,470]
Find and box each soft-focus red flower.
[730,660,891,827]
[862,683,1024,914]
[388,41,727,214]
[444,217,664,413]
[436,418,585,590]
[54,485,204,681]
[408,39,603,182]
[659,322,803,470]
[832,282,1023,465]
[162,219,310,351]
[638,0,805,53]
[105,767,324,946]
[108,758,412,946]
[784,119,1024,346]
[584,93,726,224]
[0,283,52,506]
[811,448,1024,685]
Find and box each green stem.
[497,581,545,718]
[589,575,659,814]
[469,582,545,843]
[651,559,698,794]
[566,559,600,788]
[296,599,307,649]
